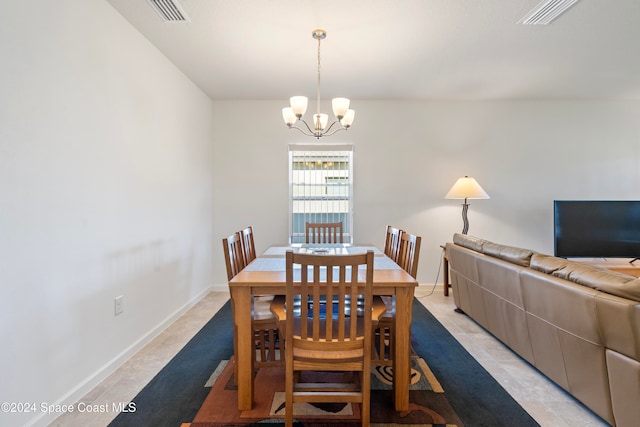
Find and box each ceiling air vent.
[147,0,190,22]
[519,0,581,25]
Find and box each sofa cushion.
[453,233,484,252]
[482,241,534,267]
[530,253,570,274]
[596,278,640,302]
[552,262,640,301]
[551,260,589,281]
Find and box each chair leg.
[361,364,370,426]
[377,327,385,360]
[257,329,267,362]
[383,327,390,361]
[285,369,294,427]
[389,325,395,363]
[267,328,276,362]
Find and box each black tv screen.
[554,200,640,258]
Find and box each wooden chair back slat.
[240,226,256,265]
[384,226,403,262]
[222,232,245,281]
[398,232,421,279]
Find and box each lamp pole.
[461,197,470,234]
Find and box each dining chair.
[384,225,403,262]
[375,231,421,367]
[237,226,281,366]
[222,232,281,384]
[270,250,385,427]
[375,225,402,364]
[305,221,343,244]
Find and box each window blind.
[288,144,353,244]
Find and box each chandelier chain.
[316,33,321,118]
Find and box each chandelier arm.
[295,119,316,135]
[322,123,348,137]
[322,120,344,135]
[289,125,315,137]
[290,121,324,137]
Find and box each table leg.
[231,287,253,410]
[393,286,414,412]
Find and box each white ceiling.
[107,0,640,101]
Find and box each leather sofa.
[446,233,640,427]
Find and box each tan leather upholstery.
[530,253,569,273]
[606,350,640,427]
[446,233,640,427]
[481,241,534,266]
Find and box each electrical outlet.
[114,295,124,316]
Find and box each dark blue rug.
[410,300,539,426]
[109,298,539,427]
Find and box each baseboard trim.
[28,286,213,427]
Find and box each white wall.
[212,99,640,287]
[2,1,638,424]
[0,1,213,425]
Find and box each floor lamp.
[445,176,490,234]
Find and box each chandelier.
[282,29,355,139]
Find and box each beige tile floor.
[51,286,609,427]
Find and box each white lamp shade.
[341,109,355,128]
[313,113,329,132]
[445,176,490,200]
[282,107,297,126]
[290,96,308,117]
[332,97,350,119]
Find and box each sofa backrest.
[452,233,534,266]
[530,253,640,303]
[453,234,640,303]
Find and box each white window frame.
[288,144,354,244]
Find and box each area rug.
[109,299,539,427]
[190,354,464,426]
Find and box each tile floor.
[51,286,609,427]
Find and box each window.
[289,144,353,243]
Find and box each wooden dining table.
[228,243,419,412]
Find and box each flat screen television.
[554,200,640,259]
